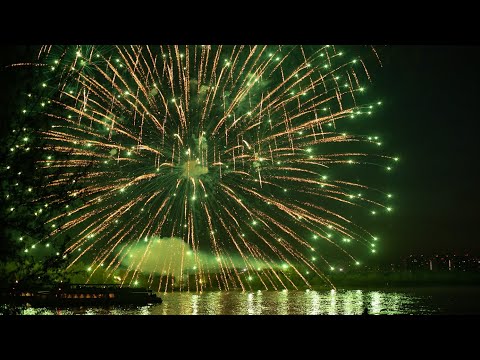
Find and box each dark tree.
[0,48,89,287]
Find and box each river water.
[11,286,480,315]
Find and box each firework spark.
[19,45,395,291]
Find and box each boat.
[0,284,162,306]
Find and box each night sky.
[1,45,479,263]
[371,46,480,260]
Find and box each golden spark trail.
[23,45,392,291]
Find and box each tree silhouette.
[0,49,91,287]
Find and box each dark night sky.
[1,45,479,263]
[371,46,480,260]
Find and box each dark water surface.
[12,286,480,315]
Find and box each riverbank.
[159,271,480,292]
[5,270,479,293]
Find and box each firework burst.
[18,45,396,291]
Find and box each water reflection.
[305,289,320,315]
[277,290,288,315]
[370,292,382,314]
[12,289,440,315]
[191,294,199,315]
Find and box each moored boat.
[0,284,162,306]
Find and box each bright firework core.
[182,159,209,179]
[180,134,209,179]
